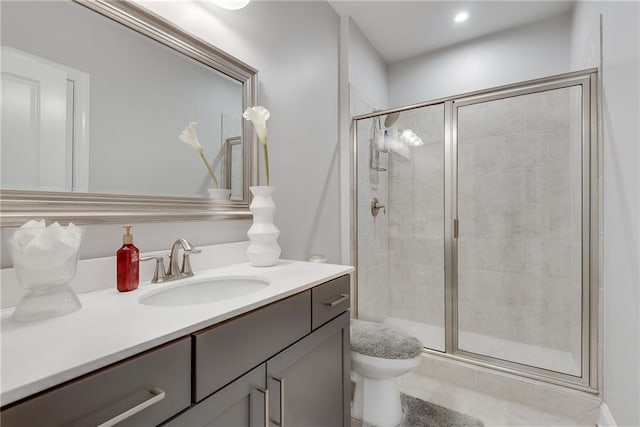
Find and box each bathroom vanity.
[0,262,352,426]
[0,1,353,423]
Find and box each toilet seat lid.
[350,319,423,360]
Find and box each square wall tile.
[526,87,571,131]
[486,96,526,136]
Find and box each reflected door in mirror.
[2,48,69,191]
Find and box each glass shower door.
[454,84,585,376]
[386,104,446,352]
[355,103,446,353]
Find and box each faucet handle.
[181,248,201,277]
[140,256,167,283]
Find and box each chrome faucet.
[141,238,201,284]
[167,238,199,278]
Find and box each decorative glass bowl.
[8,224,82,322]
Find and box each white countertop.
[0,260,353,406]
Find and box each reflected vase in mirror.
[208,188,231,200]
[247,186,281,267]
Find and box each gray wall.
[387,13,572,107]
[347,18,388,110]
[601,4,640,423]
[571,1,640,425]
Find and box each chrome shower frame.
[350,68,600,393]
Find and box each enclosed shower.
[352,70,598,391]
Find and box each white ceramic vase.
[247,186,281,267]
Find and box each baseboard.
[598,403,617,427]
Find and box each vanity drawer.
[193,290,311,402]
[312,275,350,330]
[1,337,191,427]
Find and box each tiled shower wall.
[456,87,583,367]
[353,85,390,322]
[387,105,446,348]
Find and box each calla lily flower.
[243,106,270,145]
[243,106,272,186]
[179,122,204,154]
[178,122,219,188]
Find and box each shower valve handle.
[371,198,386,217]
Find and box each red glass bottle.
[117,225,139,292]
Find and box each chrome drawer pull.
[323,294,349,307]
[256,387,269,427]
[96,387,165,427]
[271,376,285,427]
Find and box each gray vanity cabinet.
[267,311,350,427]
[169,275,351,427]
[165,311,349,427]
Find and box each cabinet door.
[164,364,267,427]
[267,311,350,427]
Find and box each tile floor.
[352,373,596,427]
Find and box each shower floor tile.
[395,373,595,426]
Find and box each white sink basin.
[139,277,269,307]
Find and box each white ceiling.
[330,1,574,63]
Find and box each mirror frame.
[0,0,258,227]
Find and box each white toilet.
[350,319,423,427]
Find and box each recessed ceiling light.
[454,11,469,23]
[211,0,250,10]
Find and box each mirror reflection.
[1,0,244,199]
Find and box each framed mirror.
[0,0,258,226]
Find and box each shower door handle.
[454,219,459,238]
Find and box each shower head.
[384,112,400,128]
